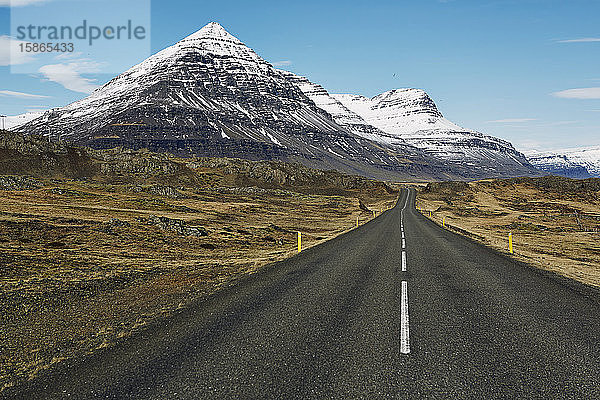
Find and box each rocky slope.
[0,130,97,178]
[277,71,401,145]
[525,146,600,178]
[0,129,394,196]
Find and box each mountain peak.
[182,22,241,43]
[372,88,431,104]
[369,88,442,118]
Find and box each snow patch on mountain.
[3,111,46,130]
[332,90,462,137]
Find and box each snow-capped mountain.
[18,22,455,180]
[525,146,600,178]
[325,89,536,177]
[18,22,538,180]
[3,111,46,130]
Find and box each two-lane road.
[8,189,600,399]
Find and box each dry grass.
[415,178,600,288]
[0,178,396,392]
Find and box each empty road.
[8,189,600,399]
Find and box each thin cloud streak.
[552,87,600,99]
[0,90,50,99]
[486,118,537,123]
[0,0,49,6]
[556,38,600,43]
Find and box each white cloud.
[486,118,537,123]
[0,90,50,99]
[556,38,600,43]
[0,35,37,66]
[0,0,48,6]
[552,87,600,99]
[272,60,292,67]
[39,60,102,93]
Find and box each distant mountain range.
[525,146,600,178]
[14,22,540,180]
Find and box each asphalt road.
[7,188,600,399]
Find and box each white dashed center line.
[401,280,410,354]
[400,190,411,354]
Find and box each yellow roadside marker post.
[443,217,446,228]
[372,210,376,219]
[509,232,513,254]
[356,216,359,228]
[297,231,302,253]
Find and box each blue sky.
[1,0,599,151]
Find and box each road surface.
[7,189,600,399]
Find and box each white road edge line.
[401,280,410,354]
[402,251,407,272]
